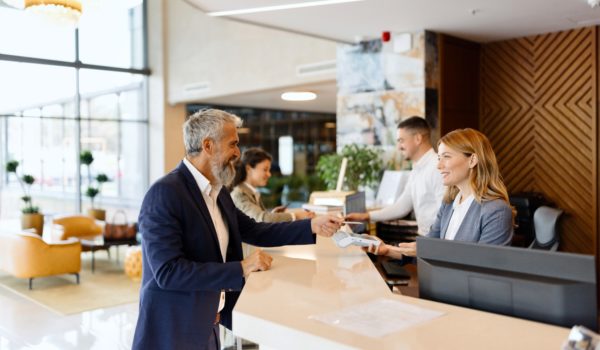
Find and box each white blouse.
[444,193,475,240]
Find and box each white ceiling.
[187,0,600,113]
[196,80,338,113]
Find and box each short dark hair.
[231,148,273,188]
[397,116,431,134]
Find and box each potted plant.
[316,144,384,191]
[5,160,44,235]
[80,150,110,221]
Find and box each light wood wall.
[480,27,597,254]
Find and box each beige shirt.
[183,158,228,312]
[231,182,294,222]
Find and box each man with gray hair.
[133,109,342,350]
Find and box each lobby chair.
[53,215,109,273]
[53,215,103,241]
[529,206,563,251]
[0,231,81,290]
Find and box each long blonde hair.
[438,129,511,210]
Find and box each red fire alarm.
[382,31,391,42]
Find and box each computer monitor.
[417,237,597,330]
[375,170,410,206]
[343,191,367,233]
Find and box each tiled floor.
[0,286,138,350]
[0,284,258,350]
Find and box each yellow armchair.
[0,232,81,289]
[53,215,103,241]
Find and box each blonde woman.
[368,128,514,258]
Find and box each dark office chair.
[529,206,563,251]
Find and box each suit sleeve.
[234,207,315,247]
[479,201,514,246]
[140,182,244,292]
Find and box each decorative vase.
[124,246,142,281]
[21,213,44,236]
[87,208,106,221]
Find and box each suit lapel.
[177,162,224,261]
[240,183,264,210]
[454,200,478,241]
[440,204,454,239]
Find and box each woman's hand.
[397,242,417,257]
[361,236,389,256]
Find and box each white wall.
[166,0,337,104]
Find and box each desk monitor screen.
[344,192,367,234]
[416,237,597,330]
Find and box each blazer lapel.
[177,162,223,261]
[240,183,264,210]
[454,200,479,241]
[440,204,454,240]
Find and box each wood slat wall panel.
[481,27,597,254]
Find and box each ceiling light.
[206,0,364,17]
[3,0,82,27]
[281,91,317,101]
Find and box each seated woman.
[231,148,315,222]
[366,128,514,258]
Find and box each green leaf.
[5,160,18,173]
[96,173,109,183]
[316,144,383,191]
[80,150,94,165]
[22,206,40,214]
[85,187,100,198]
[22,175,35,185]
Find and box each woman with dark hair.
[367,128,514,258]
[231,148,315,222]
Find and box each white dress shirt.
[183,158,228,312]
[369,148,445,235]
[444,193,475,240]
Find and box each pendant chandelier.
[2,0,82,27]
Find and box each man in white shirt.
[346,116,444,235]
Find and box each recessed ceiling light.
[281,91,317,101]
[206,0,364,17]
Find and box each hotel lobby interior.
[0,0,599,349]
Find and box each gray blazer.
[230,183,293,223]
[427,198,513,245]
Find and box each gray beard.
[210,159,235,188]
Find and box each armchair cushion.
[0,232,81,279]
[53,215,103,241]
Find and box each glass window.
[0,61,76,114]
[0,1,147,220]
[120,121,147,201]
[78,1,145,69]
[79,69,144,98]
[0,6,75,61]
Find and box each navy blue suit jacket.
[132,162,315,350]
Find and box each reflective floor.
[0,286,137,350]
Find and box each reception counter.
[232,237,570,349]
